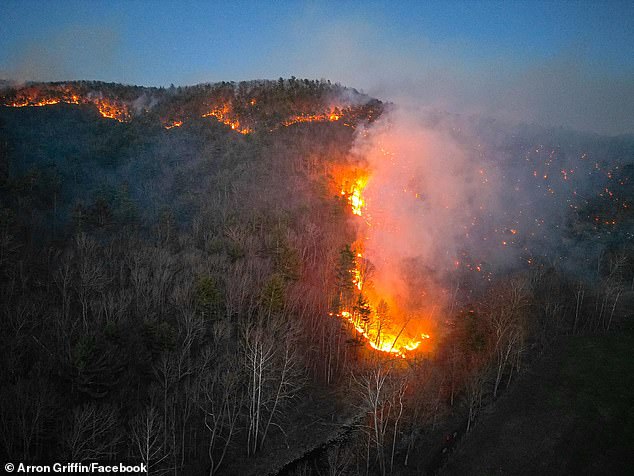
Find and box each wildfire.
[353,253,364,290]
[341,178,367,216]
[94,99,130,122]
[8,97,61,107]
[335,168,369,217]
[3,88,131,122]
[202,104,251,134]
[333,307,430,358]
[283,107,344,127]
[331,166,432,358]
[164,120,183,129]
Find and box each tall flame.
[331,165,432,358]
[337,171,368,217]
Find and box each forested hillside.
[0,79,632,475]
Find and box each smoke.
[349,95,629,317]
[282,7,634,137]
[351,108,485,315]
[356,108,488,281]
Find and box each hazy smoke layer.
[355,108,493,302]
[352,101,629,312]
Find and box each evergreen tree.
[334,244,356,311]
[354,293,372,329]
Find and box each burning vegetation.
[163,119,183,129]
[2,85,131,122]
[202,104,251,134]
[0,79,381,134]
[282,107,345,127]
[330,164,433,358]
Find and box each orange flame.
[3,88,130,122]
[202,104,251,134]
[283,107,343,127]
[9,97,61,107]
[94,99,130,122]
[164,120,183,129]
[331,166,432,358]
[333,166,369,217]
[333,307,430,358]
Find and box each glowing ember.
[164,120,183,129]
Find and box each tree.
[71,233,108,329]
[129,405,170,476]
[272,235,301,281]
[489,278,529,398]
[241,314,304,455]
[353,293,372,331]
[353,364,407,476]
[63,403,120,461]
[334,245,356,311]
[260,273,286,316]
[198,350,241,476]
[375,300,391,348]
[195,276,223,320]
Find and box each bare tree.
[54,258,73,322]
[242,313,304,455]
[64,403,120,461]
[324,444,353,476]
[353,364,406,476]
[198,349,242,476]
[489,277,529,397]
[129,405,170,476]
[465,366,487,433]
[72,233,108,329]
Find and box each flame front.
[283,107,344,127]
[3,87,130,122]
[94,99,130,122]
[332,304,431,358]
[331,166,432,358]
[202,104,251,134]
[3,88,363,133]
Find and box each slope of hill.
[0,79,632,476]
[0,78,382,130]
[440,303,634,475]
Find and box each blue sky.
[1,0,633,134]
